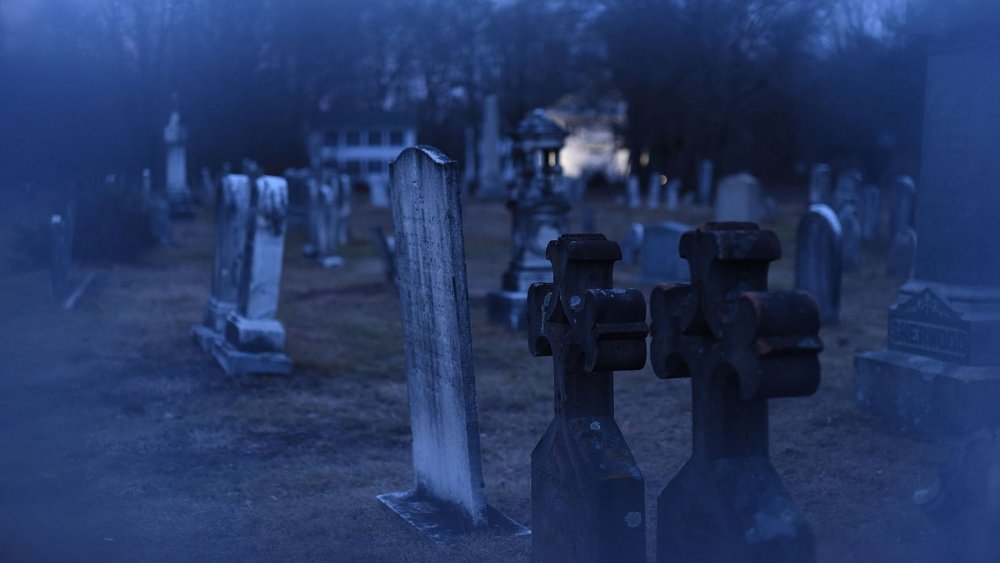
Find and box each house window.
[345,160,361,174]
[389,130,404,145]
[367,160,383,173]
[345,130,361,146]
[368,130,382,146]
[323,130,338,146]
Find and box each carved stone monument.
[377,145,526,543]
[527,234,648,563]
[796,204,842,324]
[211,170,293,375]
[163,110,194,216]
[650,222,822,563]
[487,109,571,330]
[856,1,1000,438]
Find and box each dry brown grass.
[0,194,947,562]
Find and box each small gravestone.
[859,185,881,241]
[527,234,648,563]
[650,223,822,563]
[714,172,761,222]
[192,174,251,351]
[620,223,643,266]
[378,145,527,542]
[641,221,691,282]
[887,227,916,278]
[809,163,832,204]
[697,159,714,205]
[646,172,663,209]
[212,171,293,375]
[796,204,842,324]
[887,175,916,251]
[626,175,641,209]
[838,203,862,272]
[834,168,862,210]
[372,226,396,284]
[664,178,681,211]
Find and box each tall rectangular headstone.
[377,145,526,543]
[212,173,293,375]
[192,174,251,350]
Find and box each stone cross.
[527,234,649,563]
[796,204,842,324]
[377,145,526,543]
[212,169,292,375]
[650,222,822,563]
[192,173,251,351]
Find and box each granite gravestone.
[192,174,251,351]
[808,163,832,204]
[488,110,570,331]
[796,204,842,324]
[641,221,692,283]
[212,172,293,375]
[859,185,881,241]
[714,173,761,223]
[856,1,1000,438]
[697,159,714,205]
[527,234,648,563]
[838,203,862,272]
[650,223,822,563]
[377,146,527,542]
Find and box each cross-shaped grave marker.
[650,222,822,563]
[527,234,649,563]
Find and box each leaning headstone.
[697,159,713,205]
[859,185,881,241]
[664,178,681,211]
[808,163,832,204]
[641,221,691,283]
[192,174,252,350]
[372,226,396,284]
[887,175,916,250]
[714,172,761,222]
[796,204,842,324]
[527,234,648,563]
[650,223,822,563]
[477,94,505,200]
[378,145,527,542]
[646,171,663,209]
[626,175,641,209]
[886,227,916,278]
[211,172,293,375]
[838,203,862,272]
[163,110,194,216]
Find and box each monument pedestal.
[377,491,529,545]
[212,314,292,375]
[191,298,234,351]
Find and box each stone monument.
[163,110,194,216]
[377,145,527,543]
[487,109,571,330]
[650,222,822,563]
[527,234,649,563]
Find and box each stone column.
[856,1,1000,438]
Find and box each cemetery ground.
[1,194,947,562]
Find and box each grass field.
[0,192,948,562]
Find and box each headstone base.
[855,349,1000,439]
[487,290,528,330]
[191,325,222,353]
[225,315,286,353]
[210,340,293,376]
[203,298,234,333]
[376,490,529,545]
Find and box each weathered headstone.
[838,203,862,272]
[314,177,345,267]
[886,227,916,278]
[796,204,842,324]
[377,145,527,542]
[192,174,252,351]
[856,1,1000,440]
[527,234,648,563]
[714,172,761,222]
[641,221,691,283]
[697,158,714,205]
[163,110,194,216]
[887,175,916,251]
[372,226,396,284]
[626,175,641,209]
[212,172,293,375]
[859,184,881,241]
[477,94,505,200]
[808,163,832,204]
[650,222,822,563]
[664,178,681,211]
[488,110,570,330]
[646,171,663,209]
